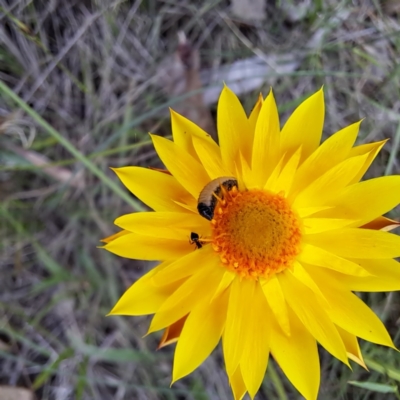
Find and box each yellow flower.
[102,86,400,400]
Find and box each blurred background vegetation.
[1,0,400,399]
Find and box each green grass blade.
[0,80,143,211]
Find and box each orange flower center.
[211,188,302,279]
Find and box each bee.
[189,232,204,249]
[197,177,238,220]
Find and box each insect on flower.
[189,232,204,249]
[197,176,238,220]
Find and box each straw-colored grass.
[1,1,399,399]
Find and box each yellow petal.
[149,262,223,332]
[291,261,330,311]
[151,134,210,197]
[173,200,197,214]
[102,231,190,260]
[305,228,400,259]
[270,306,320,400]
[292,152,369,208]
[274,146,301,195]
[302,217,355,234]
[280,88,324,164]
[309,271,395,348]
[313,176,400,227]
[192,135,231,178]
[240,283,270,398]
[217,86,251,171]
[279,270,348,365]
[298,243,371,276]
[234,159,246,193]
[114,211,210,238]
[211,270,236,302]
[113,166,195,212]
[290,121,361,196]
[229,366,247,400]
[248,93,263,134]
[261,275,290,336]
[352,259,400,292]
[108,261,177,315]
[101,229,130,243]
[223,278,255,375]
[296,205,333,218]
[172,288,228,382]
[306,258,400,292]
[336,325,367,369]
[264,153,285,191]
[251,89,280,186]
[348,140,387,184]
[238,151,256,189]
[152,246,217,287]
[170,109,215,160]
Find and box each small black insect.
[189,232,204,249]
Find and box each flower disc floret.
[211,188,302,279]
